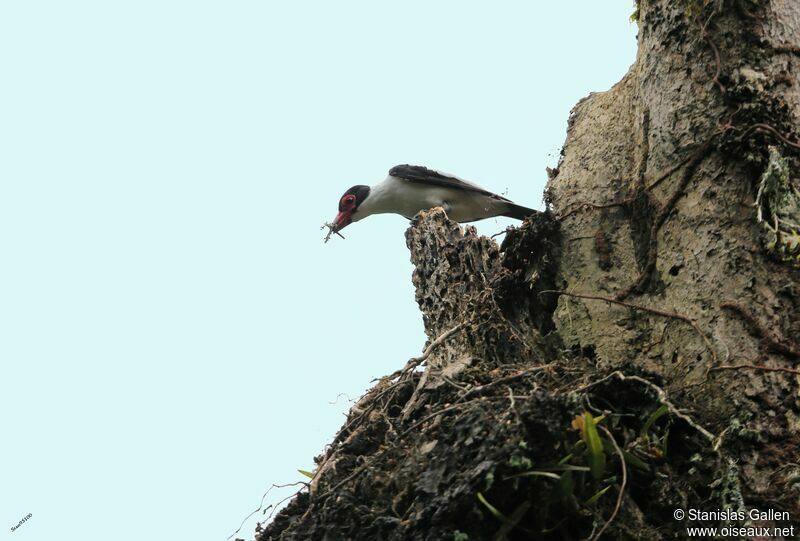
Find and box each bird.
[330,165,536,234]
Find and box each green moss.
[508,454,533,470]
[684,0,714,18]
[754,147,800,262]
[630,2,640,23]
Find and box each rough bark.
[256,1,800,539]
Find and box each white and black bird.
[330,165,536,234]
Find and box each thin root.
[591,426,627,541]
[543,290,718,364]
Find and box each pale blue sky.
[0,2,636,540]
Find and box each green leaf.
[599,439,650,472]
[297,469,315,479]
[551,470,575,502]
[505,470,561,480]
[494,500,531,539]
[642,405,669,435]
[622,450,651,472]
[527,464,590,473]
[581,412,606,480]
[477,492,509,522]
[584,484,612,505]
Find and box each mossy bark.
[257,1,800,539]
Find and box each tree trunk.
[257,1,800,539]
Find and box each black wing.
[388,165,512,202]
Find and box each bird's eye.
[339,194,358,212]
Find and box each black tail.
[501,202,537,220]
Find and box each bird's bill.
[333,209,354,231]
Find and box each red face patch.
[339,194,357,211]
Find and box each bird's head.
[333,185,371,231]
